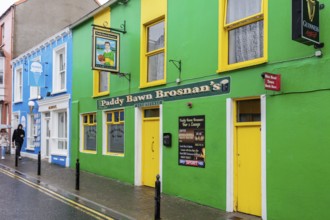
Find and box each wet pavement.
[0,155,261,220]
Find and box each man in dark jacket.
[12,124,25,160]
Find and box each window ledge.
[51,90,67,96]
[26,146,35,151]
[92,92,110,98]
[104,152,124,157]
[80,150,97,154]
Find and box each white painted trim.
[134,107,142,186]
[261,95,267,220]
[226,96,267,219]
[159,104,163,191]
[226,98,234,212]
[134,105,163,188]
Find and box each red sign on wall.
[264,73,281,91]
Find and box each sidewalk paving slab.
[0,155,261,220]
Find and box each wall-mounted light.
[28,100,35,113]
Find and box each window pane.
[120,111,124,121]
[147,52,164,82]
[228,21,263,64]
[237,99,260,122]
[107,113,112,122]
[89,115,93,124]
[144,109,159,118]
[108,124,124,153]
[99,71,109,93]
[83,115,88,123]
[114,111,119,122]
[84,125,96,151]
[226,0,261,24]
[60,71,65,90]
[147,21,164,52]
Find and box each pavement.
[0,154,261,220]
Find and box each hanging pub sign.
[92,27,120,72]
[179,115,205,168]
[264,72,281,91]
[292,0,320,45]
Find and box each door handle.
[151,141,155,152]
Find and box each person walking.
[0,129,9,159]
[12,124,25,160]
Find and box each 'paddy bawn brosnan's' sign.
[97,77,230,110]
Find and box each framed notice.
[92,28,120,72]
[178,115,205,168]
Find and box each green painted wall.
[70,0,330,218]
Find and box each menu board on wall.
[178,115,205,168]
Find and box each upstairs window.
[14,67,23,102]
[218,0,267,72]
[30,57,41,100]
[0,24,4,45]
[53,44,66,93]
[93,71,109,97]
[0,57,4,85]
[140,19,166,88]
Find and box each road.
[0,168,113,220]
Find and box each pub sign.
[292,0,320,45]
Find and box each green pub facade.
[70,0,330,219]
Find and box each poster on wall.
[92,27,120,72]
[178,115,205,168]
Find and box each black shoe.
[18,156,22,160]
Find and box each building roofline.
[11,27,71,64]
[69,0,119,29]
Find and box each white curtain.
[227,0,263,64]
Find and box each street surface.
[0,168,113,220]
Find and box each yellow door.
[235,124,261,216]
[142,109,160,187]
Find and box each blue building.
[11,28,72,167]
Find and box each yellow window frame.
[140,18,167,88]
[218,0,268,73]
[93,70,110,97]
[105,110,124,156]
[81,113,97,154]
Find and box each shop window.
[105,110,124,156]
[14,66,23,102]
[218,0,267,72]
[82,113,97,152]
[237,99,260,122]
[140,19,166,88]
[57,111,67,150]
[27,114,37,148]
[53,44,66,93]
[93,71,109,97]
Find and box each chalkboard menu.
[178,115,205,168]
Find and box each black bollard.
[37,151,41,175]
[154,174,161,220]
[75,159,80,190]
[15,150,18,167]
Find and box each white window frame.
[0,57,4,86]
[55,111,68,151]
[30,56,41,100]
[27,114,37,149]
[52,43,67,94]
[14,65,23,103]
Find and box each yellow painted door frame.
[142,107,160,187]
[233,99,261,216]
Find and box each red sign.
[264,73,281,91]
